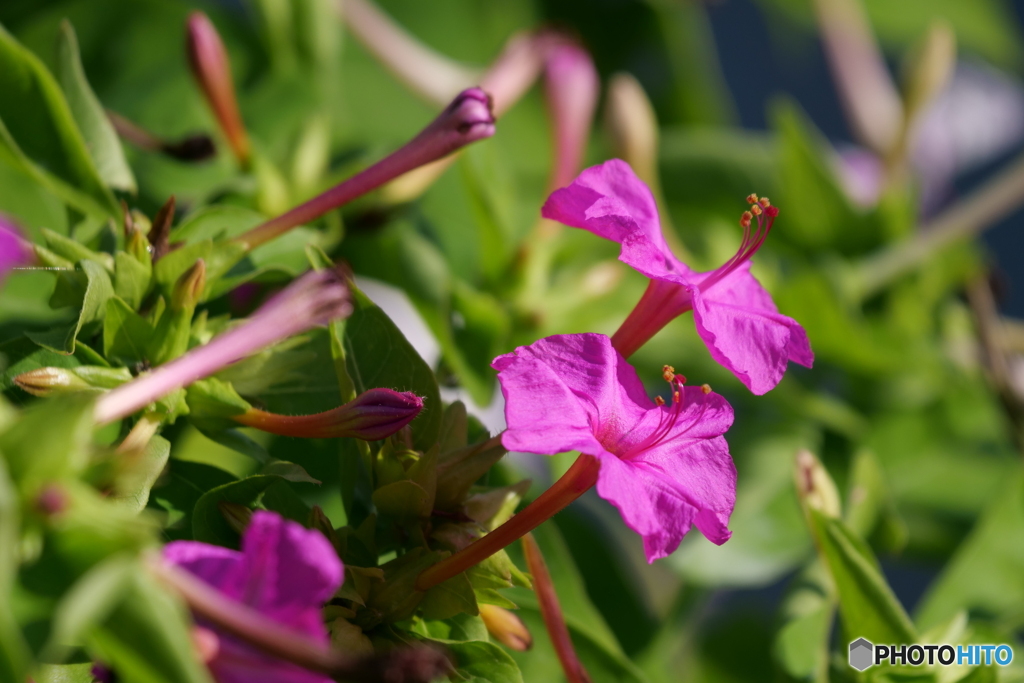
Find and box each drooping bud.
[186,11,250,167]
[479,604,533,652]
[234,88,495,249]
[901,20,956,127]
[107,110,217,162]
[544,39,600,190]
[94,267,352,425]
[232,387,423,441]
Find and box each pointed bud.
[232,387,423,441]
[605,73,659,190]
[902,20,956,124]
[218,501,252,535]
[480,604,532,652]
[148,195,176,263]
[544,39,600,190]
[14,367,91,397]
[794,450,841,518]
[95,268,352,425]
[187,12,250,166]
[171,259,206,311]
[234,88,495,249]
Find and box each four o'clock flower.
[542,159,813,395]
[164,511,343,683]
[417,333,735,589]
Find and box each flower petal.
[692,265,813,395]
[210,638,333,683]
[163,541,244,599]
[495,333,651,456]
[542,160,692,282]
[238,511,343,640]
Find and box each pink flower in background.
[164,511,343,683]
[0,216,31,281]
[542,159,813,395]
[495,333,736,561]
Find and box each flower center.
[604,365,712,460]
[698,194,779,291]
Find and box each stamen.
[759,197,771,208]
[700,194,780,291]
[750,204,762,216]
[672,390,680,404]
[662,365,675,382]
[746,193,759,204]
[654,396,665,406]
[701,383,712,395]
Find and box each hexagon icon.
[849,638,874,671]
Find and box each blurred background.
[3,0,1024,681]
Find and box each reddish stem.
[522,533,592,683]
[415,454,600,591]
[610,278,691,358]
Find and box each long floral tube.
[522,534,592,683]
[416,454,599,591]
[233,88,495,250]
[94,269,351,425]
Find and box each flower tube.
[94,268,351,425]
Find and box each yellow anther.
[662,365,676,382]
[759,197,771,208]
[745,193,759,204]
[701,383,712,394]
[750,204,762,216]
[673,390,681,403]
[655,396,665,406]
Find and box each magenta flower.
[164,511,343,683]
[0,216,31,281]
[494,333,735,560]
[542,159,813,395]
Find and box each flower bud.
[479,604,532,652]
[544,39,599,190]
[171,259,207,312]
[35,484,69,517]
[794,449,841,518]
[605,72,659,190]
[232,387,423,441]
[14,367,91,397]
[187,11,250,166]
[902,20,956,124]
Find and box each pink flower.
[542,159,813,395]
[164,511,343,683]
[495,333,736,561]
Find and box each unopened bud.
[795,450,841,518]
[218,501,253,535]
[480,604,532,651]
[545,39,599,190]
[605,72,659,190]
[902,20,956,123]
[35,484,68,517]
[232,387,423,441]
[187,12,250,166]
[14,367,91,397]
[148,196,176,262]
[171,259,206,311]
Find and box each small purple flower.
[164,511,343,683]
[494,333,736,561]
[542,159,813,395]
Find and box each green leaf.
[35,664,95,683]
[915,469,1024,630]
[28,260,114,354]
[113,252,151,311]
[0,458,30,683]
[440,640,523,683]
[103,297,155,366]
[87,570,214,683]
[0,23,116,218]
[806,509,917,644]
[773,560,834,682]
[342,284,442,451]
[372,479,432,520]
[0,393,95,493]
[192,474,290,546]
[420,571,479,621]
[56,21,136,193]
